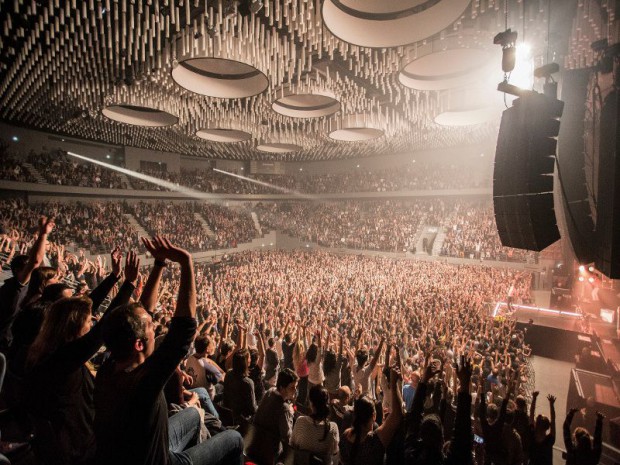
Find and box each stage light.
[588,266,595,272]
[579,265,586,273]
[12,136,18,142]
[578,276,585,282]
[494,29,518,73]
[588,277,595,283]
[106,154,111,159]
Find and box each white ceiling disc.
[322,0,471,48]
[102,104,178,127]
[329,127,384,141]
[196,128,252,143]
[172,57,269,99]
[399,48,494,91]
[256,143,302,153]
[272,93,341,118]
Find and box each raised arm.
[406,357,440,445]
[377,366,404,448]
[16,216,54,284]
[593,411,604,463]
[369,337,386,371]
[140,236,169,314]
[141,238,196,393]
[448,356,474,461]
[563,408,578,453]
[529,391,539,425]
[547,394,556,441]
[88,247,122,314]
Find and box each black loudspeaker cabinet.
[595,89,620,278]
[493,92,563,251]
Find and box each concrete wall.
[124,146,181,173]
[284,143,495,175]
[0,122,122,164]
[180,156,214,171]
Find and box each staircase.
[123,213,150,238]
[117,172,134,189]
[431,228,446,256]
[251,211,262,236]
[22,162,47,184]
[194,213,216,239]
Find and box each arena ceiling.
[0,0,600,161]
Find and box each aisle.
[530,355,574,463]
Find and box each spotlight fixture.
[588,277,595,283]
[493,28,518,73]
[579,265,586,273]
[578,276,585,282]
[588,266,595,272]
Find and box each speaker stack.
[493,92,564,251]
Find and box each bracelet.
[154,259,167,268]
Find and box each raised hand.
[422,355,441,383]
[111,247,122,277]
[456,355,473,392]
[390,366,402,391]
[38,216,55,235]
[532,391,539,399]
[596,411,605,420]
[547,394,556,405]
[124,251,140,284]
[142,236,190,264]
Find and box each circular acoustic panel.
[257,143,302,153]
[322,0,471,48]
[434,107,497,126]
[102,104,178,127]
[272,93,341,118]
[329,127,384,142]
[172,57,269,99]
[399,49,494,91]
[196,128,252,143]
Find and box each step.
[21,162,47,184]
[123,213,150,238]
[194,213,216,239]
[251,211,262,236]
[117,172,134,190]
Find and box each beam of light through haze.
[67,152,315,200]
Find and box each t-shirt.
[291,416,339,465]
[402,383,416,413]
[94,317,197,465]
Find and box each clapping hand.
[142,235,190,264]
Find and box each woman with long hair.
[21,266,57,308]
[25,250,139,465]
[294,329,310,407]
[563,408,604,465]
[223,347,258,424]
[340,367,403,465]
[291,385,339,464]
